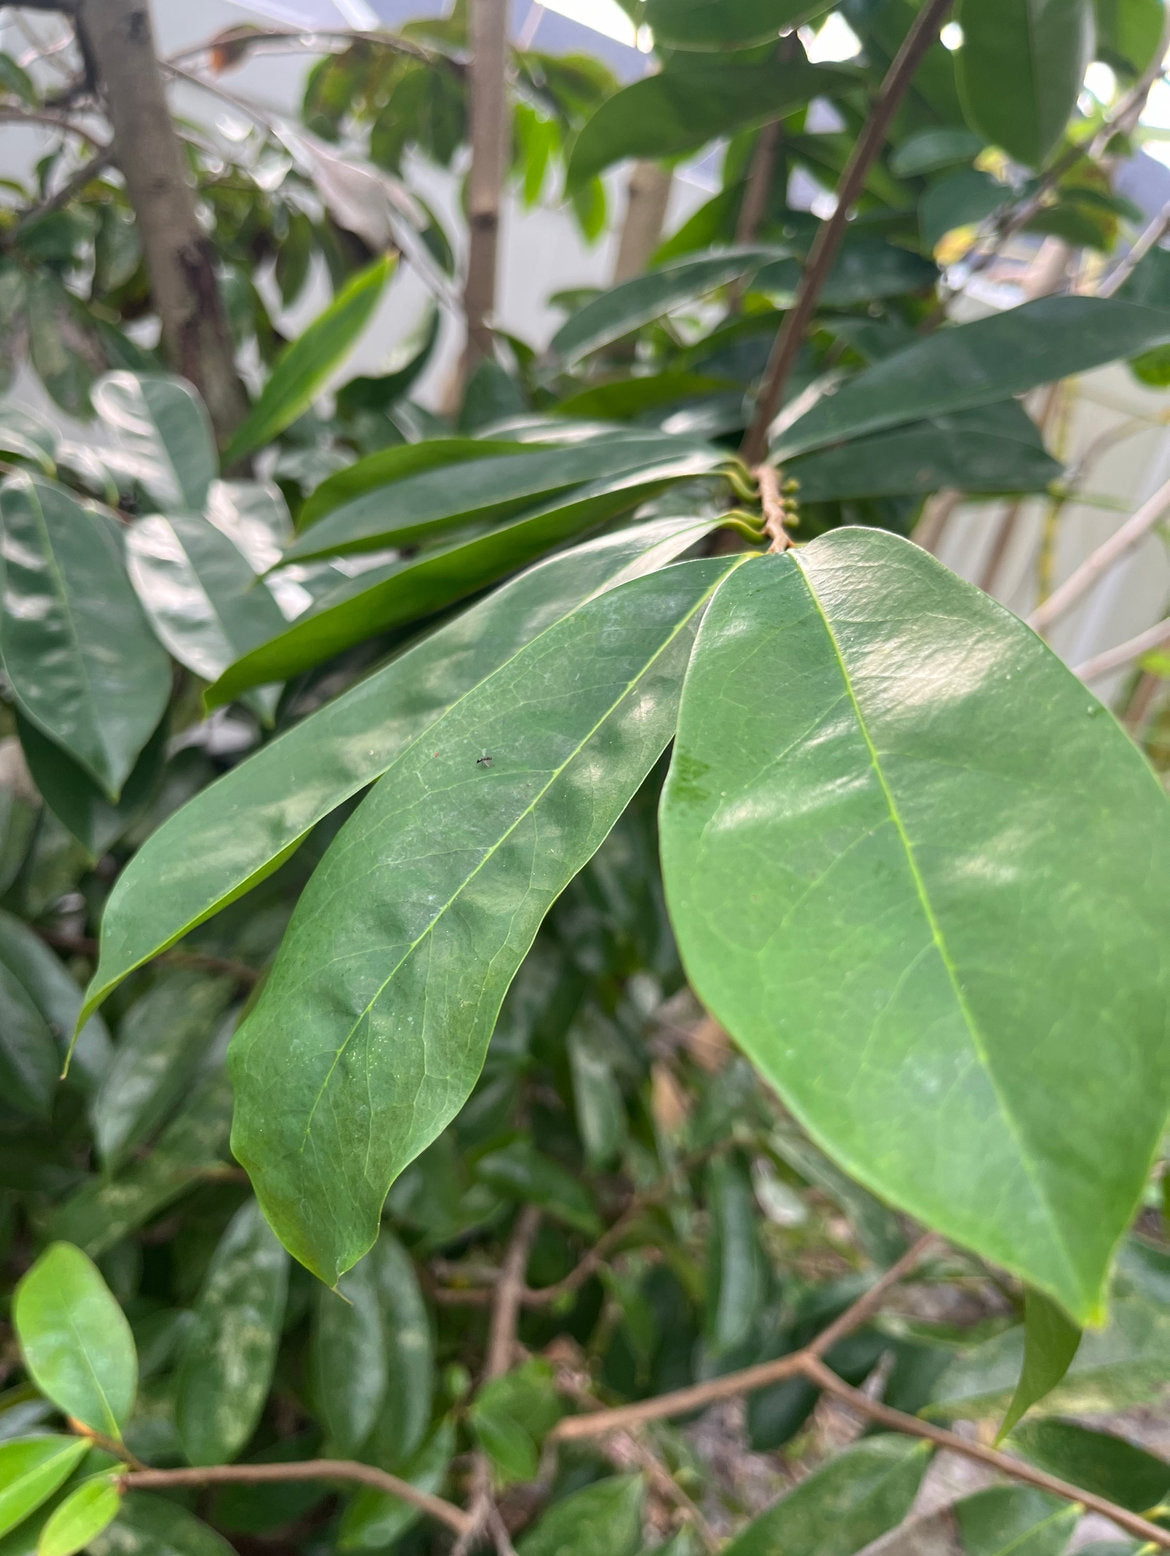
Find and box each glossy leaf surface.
[174,1200,289,1464]
[0,475,170,798]
[954,1487,1076,1556]
[0,953,59,1120]
[775,298,1170,460]
[957,0,1095,168]
[82,516,715,1023]
[298,438,526,528]
[231,555,741,1281]
[92,373,216,513]
[1009,1418,1170,1511]
[88,1494,235,1556]
[222,256,393,467]
[37,1476,121,1556]
[660,533,1170,1320]
[722,1437,930,1556]
[0,1440,90,1542]
[14,1245,137,1438]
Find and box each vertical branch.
[735,122,782,248]
[462,0,511,379]
[740,0,954,464]
[611,160,673,284]
[73,0,248,446]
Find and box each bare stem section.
[461,0,510,380]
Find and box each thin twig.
[1098,201,1170,298]
[119,1461,472,1535]
[166,25,443,71]
[1074,616,1170,682]
[36,927,261,987]
[7,148,113,240]
[0,105,105,149]
[1029,474,1170,632]
[553,1236,935,1441]
[799,1357,1170,1550]
[739,0,953,463]
[756,463,792,552]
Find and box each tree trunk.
[73,0,248,446]
[461,0,510,381]
[611,160,672,284]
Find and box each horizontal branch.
[1029,474,1170,633]
[120,1461,472,1536]
[0,105,105,149]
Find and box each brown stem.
[799,1356,1170,1550]
[460,0,510,382]
[740,0,953,463]
[73,0,248,446]
[756,463,792,553]
[735,122,782,248]
[37,927,260,987]
[553,1234,935,1441]
[119,1462,471,1536]
[611,161,673,284]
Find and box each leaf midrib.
[793,552,1079,1301]
[297,562,741,1150]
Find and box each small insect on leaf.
[476,751,493,768]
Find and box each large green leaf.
[956,0,1095,169]
[722,1437,930,1556]
[998,1291,1082,1441]
[125,512,286,711]
[211,464,722,702]
[174,1200,289,1465]
[932,1241,1170,1420]
[1009,1418,1170,1511]
[568,53,852,184]
[0,1440,90,1543]
[0,475,170,798]
[284,432,721,562]
[37,1476,122,1556]
[91,972,235,1170]
[89,1494,235,1556]
[230,554,742,1282]
[81,516,717,1025]
[312,1254,388,1455]
[659,532,1170,1321]
[954,1487,1077,1556]
[550,249,783,364]
[14,1245,137,1439]
[0,955,59,1120]
[0,912,109,1090]
[92,373,216,513]
[786,401,1061,503]
[362,1234,433,1464]
[775,298,1170,460]
[645,0,834,48]
[1095,0,1165,74]
[222,256,394,467]
[297,437,527,529]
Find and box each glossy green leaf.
[0,954,59,1120]
[17,713,167,863]
[337,1420,455,1551]
[231,554,740,1282]
[705,1153,768,1358]
[125,512,286,709]
[644,0,833,47]
[660,532,1170,1321]
[957,0,1095,168]
[469,1360,563,1485]
[365,1233,433,1463]
[477,1143,602,1235]
[174,1199,289,1464]
[209,457,723,702]
[14,1244,137,1439]
[1095,0,1165,74]
[222,255,394,467]
[920,169,1009,251]
[518,1476,644,1556]
[81,515,715,1024]
[568,54,852,184]
[932,1241,1170,1420]
[998,1291,1082,1441]
[0,1440,90,1543]
[298,437,526,528]
[775,298,1170,460]
[285,432,720,562]
[92,373,216,513]
[312,1259,387,1456]
[1009,1418,1170,1511]
[787,401,1061,503]
[723,1436,930,1556]
[88,1493,236,1556]
[25,278,91,419]
[755,238,938,308]
[50,1074,233,1258]
[954,1487,1077,1556]
[889,126,986,178]
[550,249,781,364]
[568,1022,626,1168]
[0,475,170,799]
[37,1476,121,1556]
[92,972,235,1171]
